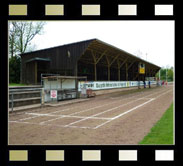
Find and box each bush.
[9,55,21,83]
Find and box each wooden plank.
[127,60,136,70]
[109,54,120,66]
[96,50,108,64]
[119,57,129,69]
[90,50,96,63]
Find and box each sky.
[32,21,174,68]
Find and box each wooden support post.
[94,63,97,81]
[117,59,120,81]
[108,66,110,81]
[126,63,128,81]
[118,68,120,81]
[106,55,110,81]
[91,50,97,81]
[75,78,78,98]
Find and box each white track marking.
[9,120,94,129]
[50,107,73,114]
[17,115,42,121]
[36,114,64,124]
[37,97,146,125]
[94,89,172,129]
[33,89,156,124]
[136,97,155,100]
[27,113,111,120]
[9,88,172,129]
[39,116,65,124]
[65,89,172,127]
[64,98,151,127]
[39,116,110,125]
[94,98,155,129]
[14,108,71,119]
[20,88,170,124]
[30,91,139,115]
[10,87,172,129]
[64,88,166,116]
[44,87,162,116]
[64,95,142,116]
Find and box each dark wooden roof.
[21,38,160,71]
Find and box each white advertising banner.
[78,81,156,91]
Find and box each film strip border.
[8,149,175,162]
[7,3,175,18]
[2,1,178,166]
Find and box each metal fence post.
[41,88,45,106]
[11,93,14,112]
[40,89,42,106]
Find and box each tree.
[9,21,46,57]
[167,67,174,81]
[156,66,174,82]
[9,21,46,83]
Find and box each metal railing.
[9,87,43,112]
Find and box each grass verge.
[139,103,174,145]
[9,83,27,86]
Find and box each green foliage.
[167,68,173,81]
[9,21,46,57]
[156,67,174,82]
[139,103,174,145]
[9,21,46,83]
[9,55,21,83]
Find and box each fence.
[9,86,43,112]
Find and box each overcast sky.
[32,21,174,68]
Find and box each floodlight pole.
[166,67,167,83]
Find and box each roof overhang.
[25,57,51,63]
[86,39,161,71]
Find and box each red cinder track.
[9,85,173,145]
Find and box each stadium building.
[20,39,160,85]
